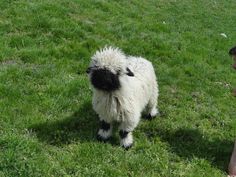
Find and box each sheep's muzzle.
[91,68,120,92]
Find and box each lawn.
[0,0,236,176]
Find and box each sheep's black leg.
[118,113,140,149]
[97,120,112,142]
[119,130,133,150]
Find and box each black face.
[91,68,120,92]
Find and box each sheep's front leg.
[119,130,133,150]
[97,120,112,142]
[119,114,140,149]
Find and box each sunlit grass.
[0,0,236,176]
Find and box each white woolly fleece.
[120,132,133,148]
[90,47,159,132]
[97,128,112,139]
[90,46,127,74]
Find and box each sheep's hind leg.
[145,106,159,120]
[145,97,159,120]
[97,120,112,142]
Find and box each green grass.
[0,0,236,176]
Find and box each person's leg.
[228,140,236,176]
[233,89,236,97]
[229,46,236,69]
[228,47,236,176]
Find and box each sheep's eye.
[117,69,121,75]
[92,65,98,69]
[86,67,92,73]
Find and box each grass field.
[0,0,236,176]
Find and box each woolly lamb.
[87,47,159,149]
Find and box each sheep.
[86,46,159,149]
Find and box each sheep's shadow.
[143,126,233,172]
[30,101,99,146]
[30,101,234,172]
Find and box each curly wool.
[89,47,159,132]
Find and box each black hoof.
[96,134,109,143]
[144,114,156,121]
[122,143,133,150]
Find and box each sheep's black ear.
[229,46,236,55]
[126,67,134,77]
[86,67,91,74]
